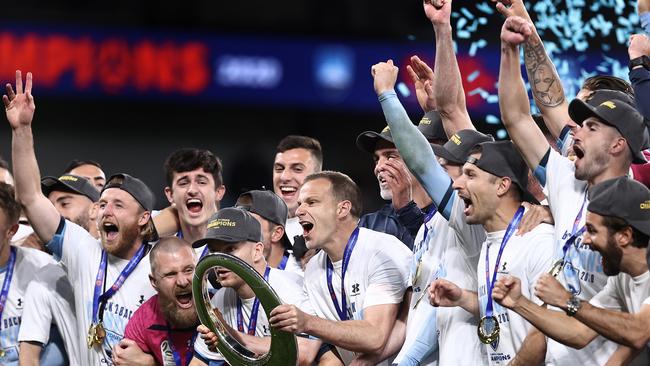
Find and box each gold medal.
[0,348,5,357]
[477,315,500,344]
[87,324,96,349]
[412,260,422,285]
[548,259,564,277]
[87,323,107,349]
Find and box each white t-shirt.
[302,227,412,365]
[281,252,303,277]
[477,223,555,365]
[393,196,486,366]
[48,220,156,365]
[17,263,79,365]
[194,267,304,360]
[542,150,618,365]
[285,217,303,244]
[10,224,33,245]
[589,271,650,365]
[0,246,55,365]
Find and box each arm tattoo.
[523,35,565,107]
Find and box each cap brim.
[355,131,393,154]
[41,177,81,197]
[627,218,650,237]
[569,99,604,126]
[431,144,463,165]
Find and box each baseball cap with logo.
[432,129,494,165]
[41,174,100,202]
[191,207,263,249]
[466,141,538,204]
[356,111,447,154]
[236,190,292,250]
[101,173,155,211]
[587,176,650,236]
[569,90,647,164]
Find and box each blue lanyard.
[199,245,209,259]
[176,230,184,239]
[0,247,17,323]
[92,243,147,323]
[236,266,270,335]
[560,191,588,259]
[326,227,359,321]
[277,254,289,270]
[485,207,524,318]
[167,328,197,366]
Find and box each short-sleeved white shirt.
[0,246,55,365]
[302,227,411,365]
[542,150,618,365]
[17,263,79,365]
[477,223,555,365]
[194,267,304,360]
[393,196,486,366]
[49,220,156,365]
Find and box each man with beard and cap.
[189,208,320,366]
[18,174,100,365]
[116,237,199,366]
[498,16,648,365]
[163,148,225,257]
[235,190,303,275]
[5,70,158,365]
[356,110,445,250]
[493,177,650,364]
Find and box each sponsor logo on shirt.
[350,283,360,296]
[160,340,176,366]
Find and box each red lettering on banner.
[0,32,209,95]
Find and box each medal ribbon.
[236,266,271,335]
[485,206,524,319]
[0,247,17,323]
[277,253,289,270]
[326,227,359,321]
[92,243,147,324]
[560,190,588,259]
[167,328,197,366]
[412,206,437,282]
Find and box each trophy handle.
[192,252,299,366]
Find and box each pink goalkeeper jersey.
[124,295,196,366]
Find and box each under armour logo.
[351,284,360,294]
[501,262,507,271]
[139,295,145,305]
[17,298,22,308]
[263,325,269,334]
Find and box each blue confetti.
[467,70,480,82]
[496,129,508,140]
[460,7,475,19]
[486,115,500,125]
[407,34,416,41]
[397,82,411,98]
[476,2,494,14]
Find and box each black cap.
[41,174,100,202]
[356,111,447,154]
[466,141,538,204]
[101,173,155,212]
[569,90,646,164]
[432,129,494,165]
[236,190,292,250]
[191,207,263,248]
[587,177,650,236]
[236,190,288,226]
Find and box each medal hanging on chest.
[478,207,523,345]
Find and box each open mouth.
[300,221,314,236]
[572,145,585,160]
[461,196,473,215]
[186,198,203,214]
[102,222,119,241]
[279,186,298,198]
[175,291,193,308]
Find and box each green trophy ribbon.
[192,252,298,366]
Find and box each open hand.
[3,70,35,129]
[406,56,436,112]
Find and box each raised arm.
[493,0,572,139]
[498,17,551,170]
[4,71,61,243]
[371,61,455,219]
[425,0,474,135]
[628,34,650,123]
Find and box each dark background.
[0,0,640,212]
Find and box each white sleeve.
[542,149,583,215]
[448,192,486,258]
[526,228,556,305]
[17,277,52,344]
[59,220,100,277]
[589,277,622,311]
[363,242,411,308]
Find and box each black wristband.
[629,55,650,71]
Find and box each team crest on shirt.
[160,340,176,366]
[490,337,499,352]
